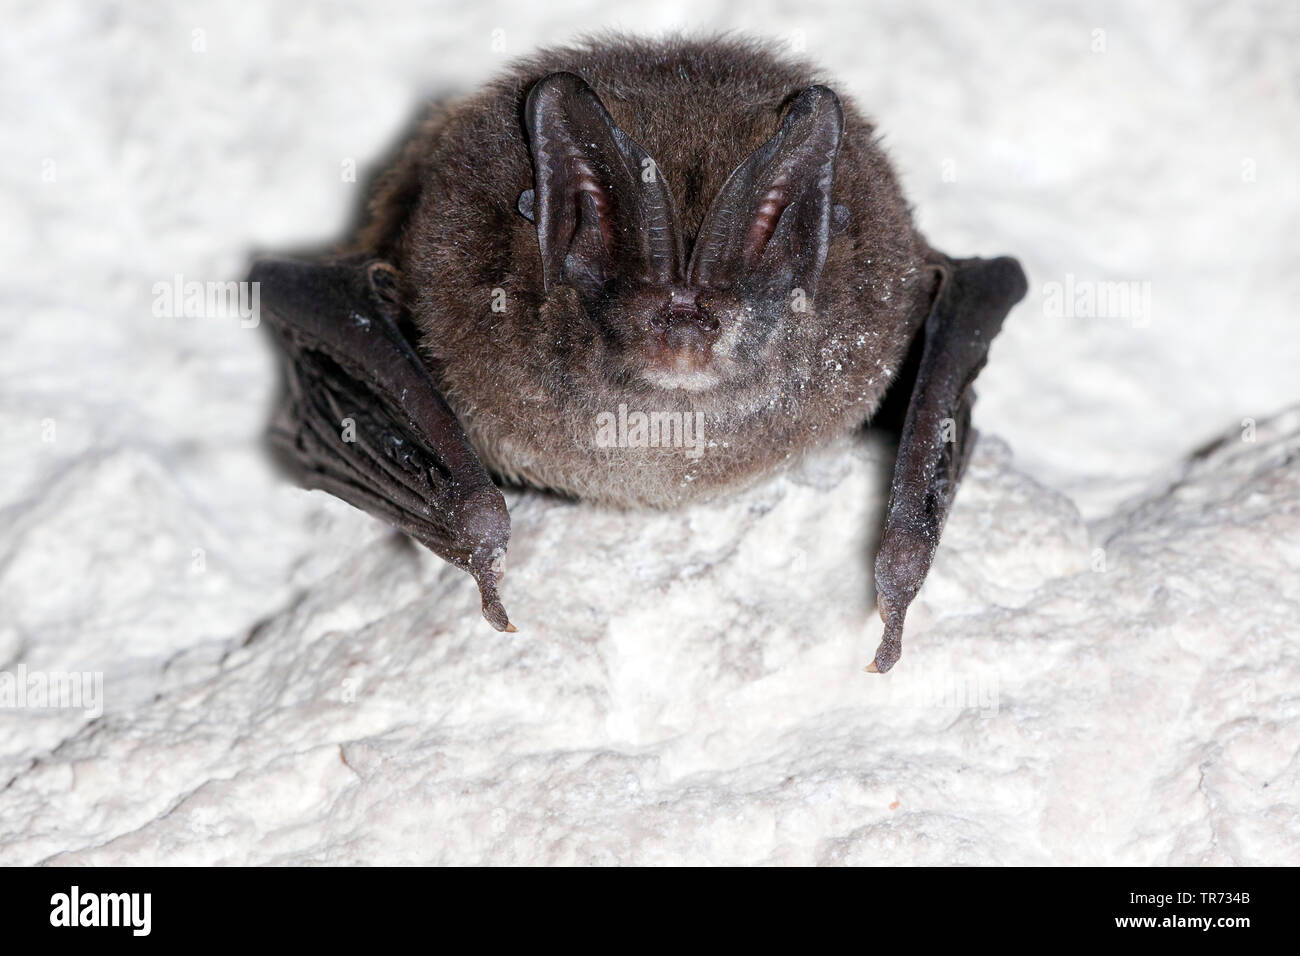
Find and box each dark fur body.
[357,35,937,508]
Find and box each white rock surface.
[2,0,1297,865]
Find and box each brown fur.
[355,34,936,508]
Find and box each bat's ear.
[524,71,684,297]
[688,86,843,300]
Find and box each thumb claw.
[477,581,514,632]
[867,600,905,674]
[469,546,515,633]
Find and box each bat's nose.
[649,308,719,373]
[643,290,721,378]
[662,312,719,351]
[652,294,720,350]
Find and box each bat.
[250,35,1028,672]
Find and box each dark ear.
[524,72,684,296]
[688,86,843,299]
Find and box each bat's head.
[521,72,845,394]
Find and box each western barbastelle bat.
[252,35,1027,672]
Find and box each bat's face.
[522,73,844,396]
[578,278,784,393]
